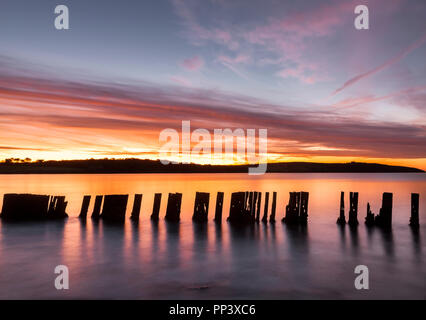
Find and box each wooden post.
[165,193,182,222]
[348,192,359,226]
[336,191,346,225]
[299,191,309,224]
[150,193,162,221]
[214,192,224,223]
[101,195,129,222]
[255,192,262,222]
[269,192,277,223]
[365,202,375,226]
[262,192,269,223]
[376,192,392,228]
[283,192,297,224]
[130,194,143,221]
[193,192,210,223]
[91,195,103,219]
[410,193,420,227]
[79,195,91,219]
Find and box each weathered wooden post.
[262,192,269,223]
[91,195,103,219]
[283,192,297,224]
[79,195,91,219]
[214,192,224,223]
[336,191,346,225]
[101,194,129,222]
[255,192,262,222]
[269,192,277,223]
[299,191,309,224]
[193,192,210,223]
[365,202,375,226]
[50,196,67,219]
[410,193,420,227]
[248,192,254,216]
[165,193,182,222]
[375,192,392,228]
[150,193,162,221]
[348,192,359,226]
[1,194,50,220]
[250,191,258,220]
[130,194,143,221]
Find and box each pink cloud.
[170,76,193,87]
[181,56,204,71]
[332,32,426,96]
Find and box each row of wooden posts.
[0,191,420,228]
[77,190,419,228]
[336,192,420,228]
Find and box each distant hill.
[0,159,423,174]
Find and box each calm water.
[0,173,424,299]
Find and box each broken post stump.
[214,192,224,223]
[336,191,346,225]
[348,192,359,226]
[79,195,91,219]
[47,196,68,219]
[130,194,143,221]
[165,193,182,222]
[375,192,392,228]
[365,202,375,226]
[410,193,420,227]
[101,194,129,222]
[193,192,210,223]
[91,195,103,219]
[151,193,162,221]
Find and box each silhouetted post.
[1,194,49,220]
[248,192,254,216]
[251,192,258,218]
[375,192,392,228]
[410,193,420,227]
[51,196,67,219]
[91,195,103,219]
[269,192,277,223]
[193,192,210,223]
[47,196,56,216]
[365,202,375,226]
[79,195,91,219]
[1,194,68,221]
[283,192,297,224]
[336,191,346,225]
[262,192,269,223]
[165,193,182,222]
[348,192,359,226]
[214,192,224,223]
[130,194,143,221]
[101,195,129,222]
[299,191,309,224]
[228,192,246,223]
[255,192,262,222]
[151,193,162,221]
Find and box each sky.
[0,0,425,169]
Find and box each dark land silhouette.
[0,159,423,174]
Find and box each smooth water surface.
[0,173,424,299]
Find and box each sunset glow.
[0,0,425,170]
